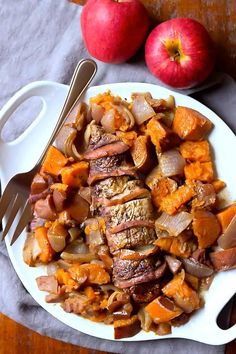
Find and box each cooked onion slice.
[47,222,68,252]
[159,149,186,177]
[165,255,182,274]
[155,212,192,237]
[218,215,236,249]
[131,96,155,125]
[60,239,96,262]
[101,109,116,133]
[91,103,105,123]
[182,258,214,278]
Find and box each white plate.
[0,81,235,345]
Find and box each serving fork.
[0,58,97,245]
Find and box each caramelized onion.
[182,258,214,278]
[91,103,105,123]
[23,233,41,266]
[79,186,92,204]
[155,212,192,237]
[116,105,135,131]
[60,252,96,262]
[165,255,182,274]
[47,222,68,252]
[138,307,153,332]
[131,96,155,125]
[101,109,116,133]
[159,149,185,177]
[55,102,87,159]
[218,215,236,249]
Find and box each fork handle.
[36,58,97,167]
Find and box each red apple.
[81,0,149,64]
[145,18,215,89]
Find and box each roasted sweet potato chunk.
[179,140,211,162]
[210,247,236,271]
[145,295,183,323]
[114,315,141,339]
[41,146,68,176]
[61,161,89,188]
[160,184,195,215]
[212,179,226,193]
[146,117,180,153]
[173,106,213,141]
[151,177,177,208]
[192,210,221,248]
[184,161,214,182]
[35,227,55,264]
[216,204,236,232]
[162,271,200,313]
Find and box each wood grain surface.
[140,0,236,79]
[0,309,235,354]
[73,0,236,79]
[0,313,109,354]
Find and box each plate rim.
[1,80,236,344]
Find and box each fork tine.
[0,188,15,223]
[1,194,21,241]
[10,201,32,246]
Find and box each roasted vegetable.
[35,227,55,264]
[145,296,183,323]
[61,161,89,188]
[216,204,236,232]
[130,135,155,173]
[210,247,236,271]
[173,106,213,141]
[192,210,221,248]
[179,140,211,162]
[162,270,200,313]
[151,178,177,208]
[184,161,214,182]
[114,315,141,339]
[146,117,180,153]
[40,146,68,176]
[160,184,194,215]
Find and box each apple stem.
[170,51,181,62]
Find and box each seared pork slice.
[88,124,119,150]
[88,155,137,185]
[127,279,162,303]
[84,141,129,160]
[107,226,156,253]
[93,179,150,207]
[93,176,131,199]
[113,257,167,289]
[85,124,130,159]
[90,154,125,174]
[104,198,154,232]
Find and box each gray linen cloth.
[0,0,235,353]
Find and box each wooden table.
[1,1,236,353]
[0,309,235,354]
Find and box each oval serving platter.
[0,81,235,344]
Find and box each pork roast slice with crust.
[88,155,137,185]
[113,257,167,289]
[127,279,162,303]
[88,124,119,150]
[93,179,150,207]
[84,141,129,160]
[104,198,154,231]
[90,154,126,174]
[93,177,143,199]
[107,226,156,253]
